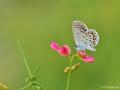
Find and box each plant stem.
[65,55,73,90]
[17,40,32,78]
[18,82,35,90]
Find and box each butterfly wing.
[72,21,88,50]
[89,29,99,47]
[85,29,99,51]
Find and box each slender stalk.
[18,82,35,90]
[65,55,73,90]
[31,86,35,90]
[17,41,35,90]
[34,66,40,74]
[17,40,32,78]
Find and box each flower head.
[50,42,71,57]
[78,50,94,63]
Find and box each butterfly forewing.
[72,21,88,49]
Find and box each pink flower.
[78,50,94,63]
[50,42,71,57]
[50,42,60,51]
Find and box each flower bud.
[64,67,70,73]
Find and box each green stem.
[17,41,35,90]
[17,40,32,78]
[65,55,73,90]
[18,82,35,90]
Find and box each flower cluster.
[50,41,97,90]
[50,41,94,62]
[50,41,95,73]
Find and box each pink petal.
[50,42,71,57]
[77,50,95,63]
[58,45,71,57]
[63,45,71,55]
[77,50,86,57]
[50,42,60,51]
[82,56,94,63]
[58,48,69,56]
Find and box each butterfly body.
[72,21,99,51]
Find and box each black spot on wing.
[73,21,88,34]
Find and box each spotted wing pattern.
[72,21,99,51]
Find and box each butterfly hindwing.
[88,29,99,47]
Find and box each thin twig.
[18,82,35,90]
[17,40,32,78]
[17,40,34,90]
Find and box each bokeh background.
[0,0,120,90]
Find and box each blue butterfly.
[72,21,99,51]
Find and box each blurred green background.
[0,0,120,90]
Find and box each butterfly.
[72,21,99,51]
